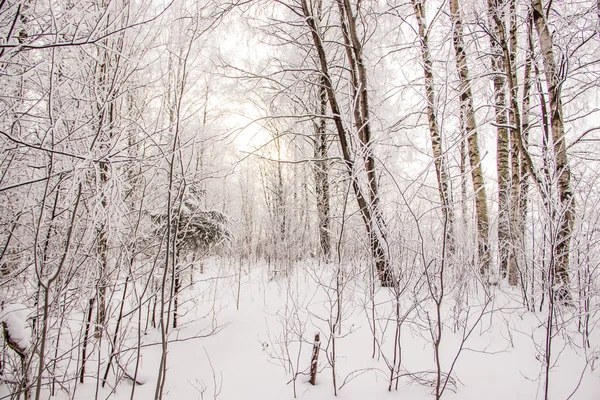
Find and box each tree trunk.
[489,0,524,287]
[301,0,392,286]
[95,157,109,339]
[275,135,286,258]
[173,251,181,329]
[506,0,524,287]
[79,298,95,384]
[532,0,574,303]
[93,92,110,339]
[93,0,125,336]
[487,0,510,280]
[314,75,331,262]
[411,0,455,249]
[516,14,534,293]
[314,0,330,263]
[309,333,320,385]
[448,0,491,278]
[338,0,391,283]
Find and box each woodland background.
[0,0,599,399]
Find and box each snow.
[159,261,599,400]
[0,303,31,352]
[1,260,598,399]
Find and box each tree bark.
[487,0,511,280]
[448,0,491,278]
[92,0,125,337]
[95,156,109,338]
[516,13,534,291]
[301,0,392,286]
[532,0,574,302]
[504,0,532,290]
[489,0,524,287]
[79,298,95,384]
[506,0,524,287]
[337,0,391,281]
[309,333,320,385]
[411,0,455,250]
[314,75,331,262]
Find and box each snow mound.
[0,303,31,352]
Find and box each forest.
[0,0,599,399]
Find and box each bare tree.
[411,0,455,249]
[486,0,511,280]
[314,75,332,262]
[448,0,491,278]
[300,0,393,285]
[531,0,574,302]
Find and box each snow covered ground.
[2,258,598,399]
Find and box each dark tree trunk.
[301,0,392,285]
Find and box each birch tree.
[312,0,331,262]
[299,0,393,285]
[486,0,511,280]
[314,76,331,262]
[531,0,574,302]
[411,0,455,248]
[448,0,491,277]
